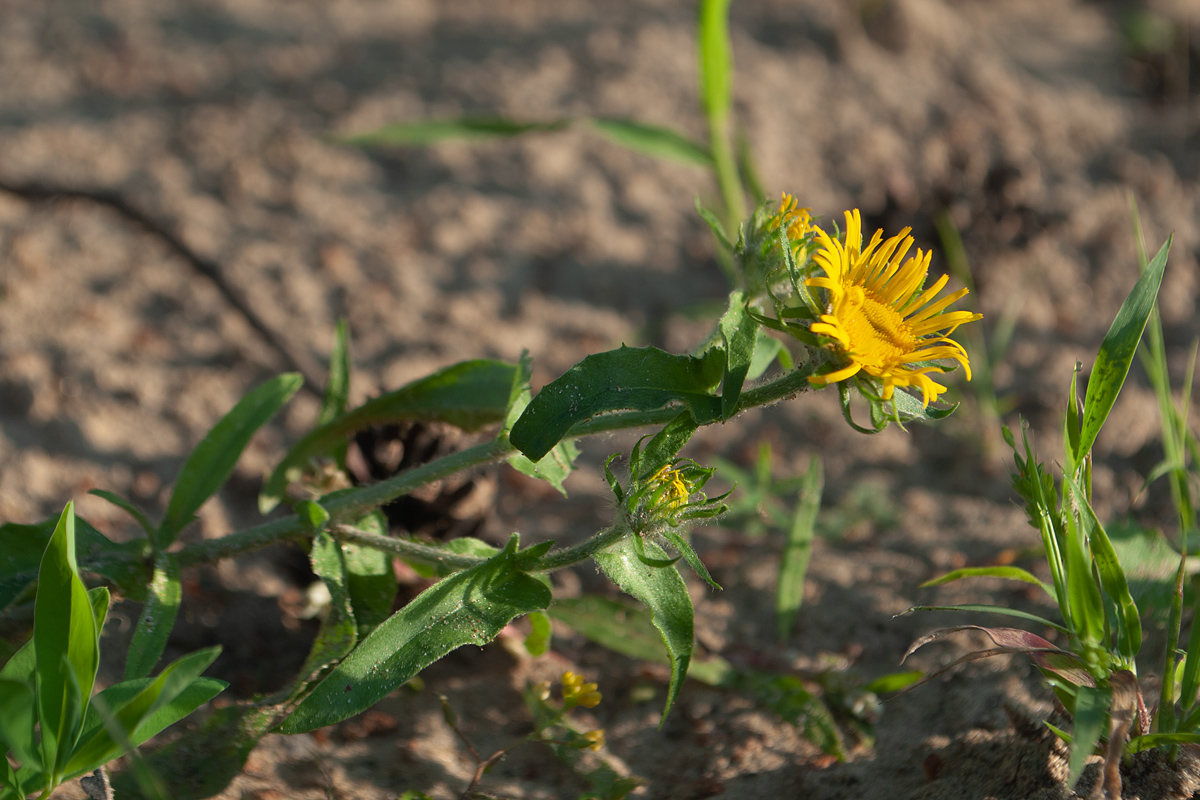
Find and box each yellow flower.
[764,193,812,252]
[806,209,982,406]
[583,729,605,751]
[647,465,691,512]
[561,671,602,709]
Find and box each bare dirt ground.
[1,0,1199,798]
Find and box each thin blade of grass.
[775,456,822,642]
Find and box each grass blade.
[340,117,571,146]
[588,118,712,167]
[775,456,822,642]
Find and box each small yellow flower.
[647,465,691,512]
[806,209,982,406]
[561,671,602,709]
[765,193,812,250]
[583,729,605,751]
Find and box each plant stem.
[173,365,815,571]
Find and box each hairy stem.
[173,364,814,571]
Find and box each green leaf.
[593,536,693,720]
[735,672,844,758]
[1066,476,1141,662]
[125,553,182,680]
[901,604,1070,634]
[694,197,734,252]
[548,595,673,665]
[278,535,551,734]
[718,290,757,420]
[1068,684,1111,788]
[505,354,579,495]
[88,490,155,538]
[65,647,223,779]
[1063,508,1107,650]
[1126,732,1200,754]
[863,670,924,694]
[162,373,302,544]
[261,360,518,512]
[524,611,552,657]
[1181,578,1200,711]
[776,456,822,642]
[588,118,712,167]
[292,533,357,689]
[319,319,351,426]
[0,677,39,771]
[341,511,399,637]
[34,503,99,773]
[634,412,700,483]
[341,117,571,147]
[919,566,1055,597]
[746,329,783,382]
[697,0,733,124]
[511,345,723,462]
[1077,235,1171,463]
[660,529,720,590]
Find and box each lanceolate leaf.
[279,535,551,734]
[547,595,672,665]
[593,536,694,720]
[34,503,99,771]
[319,319,352,426]
[719,290,758,420]
[260,360,518,512]
[588,118,712,167]
[1076,235,1171,463]
[292,533,358,689]
[505,354,579,495]
[125,553,182,680]
[162,373,303,544]
[511,345,724,462]
[341,511,398,638]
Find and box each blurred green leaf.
[1126,732,1200,754]
[279,535,551,733]
[776,456,822,642]
[0,676,39,771]
[320,320,351,426]
[511,345,723,462]
[124,553,182,680]
[549,595,671,664]
[736,672,844,759]
[163,373,303,544]
[34,503,98,773]
[746,329,784,381]
[261,360,517,513]
[902,604,1069,634]
[1069,684,1110,788]
[524,611,552,657]
[588,118,712,167]
[1077,236,1171,464]
[863,670,923,694]
[698,0,733,124]
[1063,507,1106,651]
[593,536,693,720]
[342,117,571,146]
[87,490,155,538]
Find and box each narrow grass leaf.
[279,535,551,734]
[697,0,733,123]
[1077,235,1171,462]
[900,604,1069,634]
[125,553,182,680]
[1181,581,1200,710]
[776,456,822,642]
[341,117,571,146]
[87,490,155,538]
[34,503,98,769]
[1063,510,1106,649]
[261,361,517,512]
[719,290,758,420]
[1126,732,1200,754]
[163,373,302,544]
[510,345,723,462]
[1066,476,1141,661]
[1069,684,1111,788]
[319,319,351,426]
[588,118,712,167]
[920,566,1054,597]
[594,536,693,720]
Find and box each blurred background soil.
[1,0,1199,797]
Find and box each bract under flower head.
[806,209,982,407]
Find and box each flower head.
[561,671,602,710]
[805,209,982,406]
